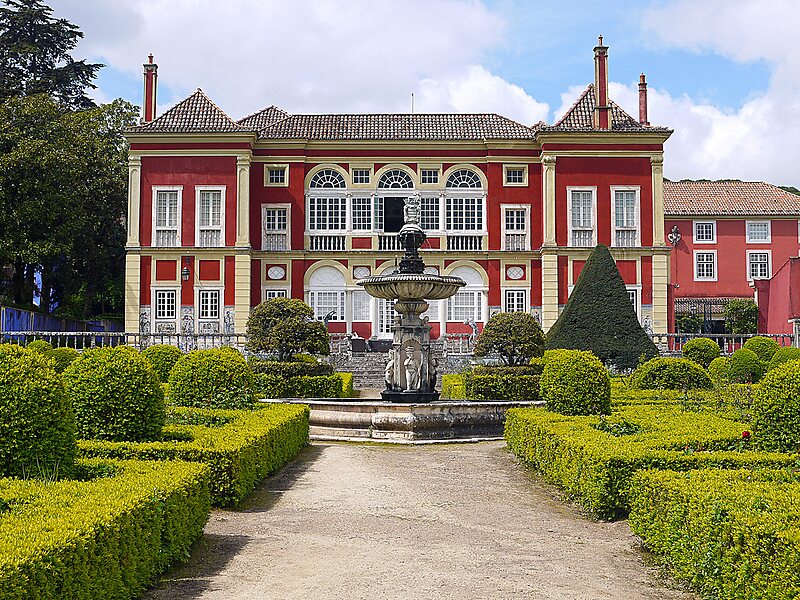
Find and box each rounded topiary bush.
[743,336,780,363]
[169,347,255,409]
[629,357,713,390]
[728,348,765,384]
[752,361,800,452]
[142,344,184,382]
[26,339,53,353]
[768,346,800,372]
[44,346,80,373]
[540,349,611,415]
[682,337,721,369]
[63,346,165,442]
[0,345,76,478]
[708,356,731,384]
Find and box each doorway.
[383,197,405,233]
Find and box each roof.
[255,113,536,141]
[237,105,290,130]
[129,89,251,133]
[540,84,671,133]
[664,181,800,216]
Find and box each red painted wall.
[755,257,800,334]
[140,256,152,304]
[180,255,194,306]
[224,257,235,305]
[251,259,261,307]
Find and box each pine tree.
[546,245,658,370]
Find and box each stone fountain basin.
[357,274,465,300]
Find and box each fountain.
[357,194,465,403]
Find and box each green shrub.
[254,373,342,398]
[753,361,800,452]
[725,298,758,334]
[629,469,800,599]
[44,346,80,373]
[504,404,795,518]
[728,348,765,383]
[0,345,75,478]
[629,357,713,390]
[539,349,610,415]
[142,344,184,382]
[0,458,210,599]
[79,404,309,506]
[337,372,354,398]
[768,347,800,371]
[473,312,545,365]
[64,346,165,442]
[248,356,333,377]
[169,347,255,409]
[708,356,731,383]
[471,363,543,376]
[26,339,53,353]
[465,374,541,402]
[681,337,720,368]
[246,298,329,360]
[441,374,466,399]
[743,335,780,362]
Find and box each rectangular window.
[197,189,223,247]
[505,168,525,184]
[447,291,482,322]
[351,196,372,231]
[504,289,527,313]
[268,167,286,185]
[613,189,638,247]
[264,289,288,300]
[746,220,771,243]
[421,196,440,230]
[308,196,346,230]
[446,196,483,231]
[262,206,288,251]
[198,290,220,320]
[422,299,439,322]
[373,196,384,230]
[694,221,716,243]
[421,169,439,184]
[569,189,594,247]
[748,251,771,279]
[695,251,717,281]
[352,290,371,321]
[309,291,345,321]
[155,290,176,320]
[503,207,528,251]
[627,288,640,318]
[352,169,370,184]
[154,189,180,247]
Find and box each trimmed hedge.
[768,346,800,371]
[539,349,611,415]
[441,374,466,399]
[465,373,541,402]
[169,347,255,409]
[0,458,210,600]
[681,337,720,368]
[79,404,309,506]
[728,348,765,384]
[64,346,165,442]
[337,372,354,398]
[708,356,731,384]
[248,356,334,377]
[753,361,800,452]
[44,346,80,373]
[629,357,713,390]
[471,363,543,376]
[629,468,800,600]
[0,345,76,479]
[504,403,796,518]
[254,373,344,398]
[26,339,53,353]
[743,335,780,362]
[142,344,184,383]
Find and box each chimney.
[638,73,649,126]
[142,54,158,123]
[593,36,610,130]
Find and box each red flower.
[742,431,751,439]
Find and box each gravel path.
[144,442,696,600]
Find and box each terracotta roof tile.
[130,89,250,133]
[664,181,800,216]
[237,105,290,130]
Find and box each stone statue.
[385,349,396,390]
[403,193,421,225]
[404,344,420,392]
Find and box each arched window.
[378,169,414,189]
[309,169,346,189]
[307,266,345,321]
[446,169,482,189]
[447,266,485,324]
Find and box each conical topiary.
[546,244,658,370]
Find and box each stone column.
[236,156,251,247]
[125,252,141,334]
[652,253,669,334]
[651,155,665,246]
[126,156,142,247]
[540,155,559,331]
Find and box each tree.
[246,298,330,361]
[546,244,659,370]
[724,299,758,334]
[473,312,544,365]
[0,0,102,109]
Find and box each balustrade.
[504,233,528,251]
[446,234,484,251]
[308,235,346,251]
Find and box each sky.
[48,0,800,186]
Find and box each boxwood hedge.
[79,404,309,506]
[0,458,210,600]
[681,337,721,368]
[465,373,541,402]
[142,344,184,383]
[441,374,466,400]
[753,360,800,452]
[254,373,346,398]
[169,347,255,409]
[743,335,780,363]
[629,357,713,390]
[539,349,610,415]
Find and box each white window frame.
[152,186,182,248]
[264,164,289,187]
[195,186,225,248]
[694,250,718,282]
[196,287,222,323]
[746,220,771,244]
[567,186,597,247]
[611,186,640,247]
[503,288,528,313]
[502,164,528,187]
[350,166,372,186]
[746,250,771,280]
[420,195,441,231]
[501,205,529,251]
[447,290,484,323]
[308,290,346,322]
[351,290,372,322]
[262,288,289,301]
[626,285,642,320]
[693,220,717,244]
[153,288,179,321]
[306,193,347,231]
[419,168,440,185]
[445,193,486,232]
[261,203,290,251]
[351,195,373,231]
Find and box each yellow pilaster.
[126,156,142,247]
[651,155,665,245]
[541,252,560,331]
[125,252,141,333]
[234,253,251,333]
[652,253,669,334]
[542,155,557,246]
[236,155,251,247]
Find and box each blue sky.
[50,0,799,185]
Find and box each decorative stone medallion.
[506,266,524,280]
[353,266,371,280]
[267,265,286,280]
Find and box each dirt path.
[144,442,696,600]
